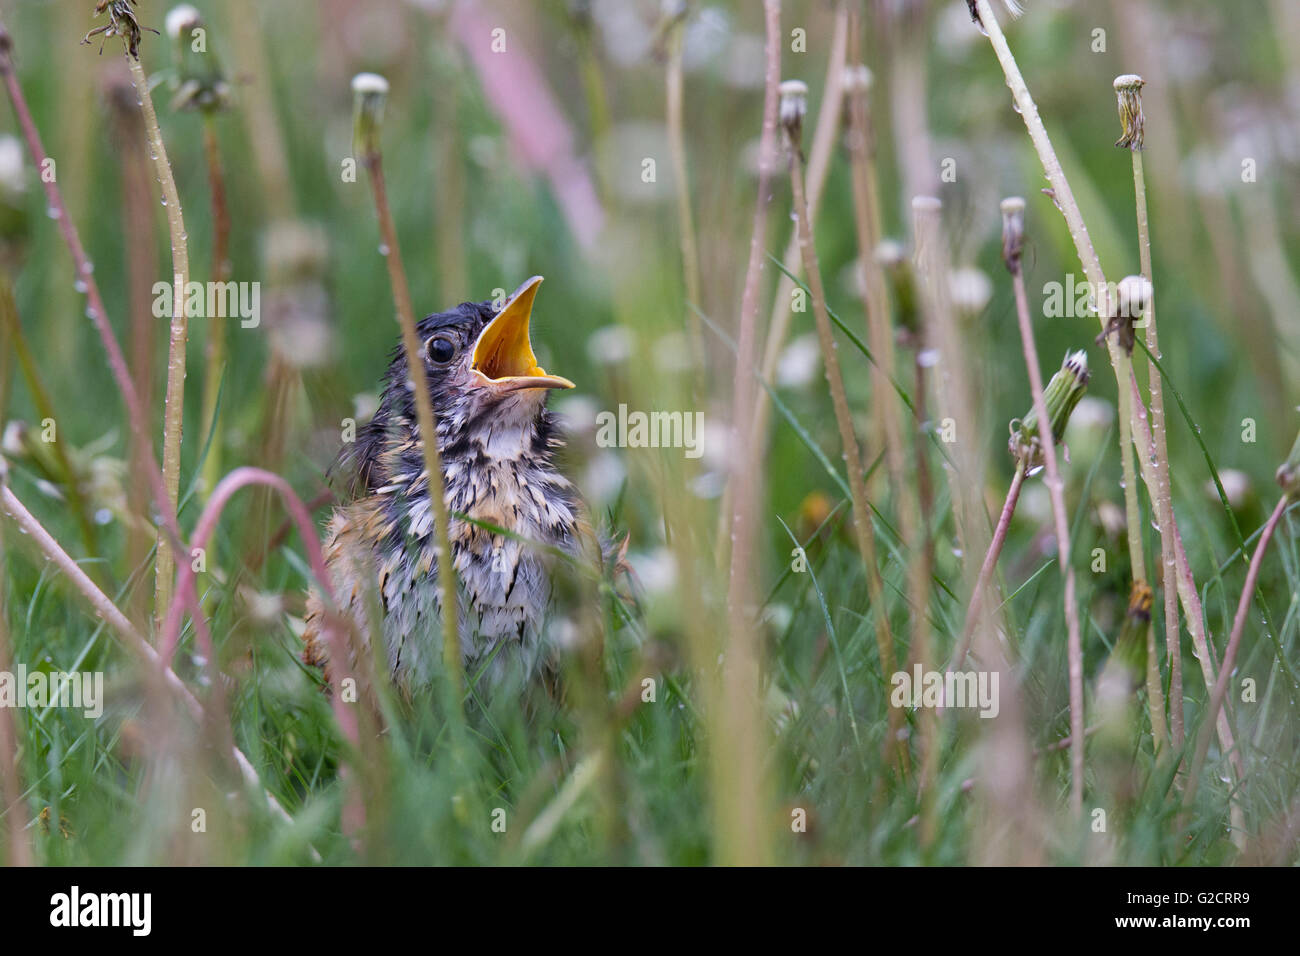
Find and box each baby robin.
[302,276,600,691]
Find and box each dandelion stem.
[787,101,906,775]
[755,0,848,397]
[0,25,191,632]
[225,0,294,221]
[912,197,986,632]
[109,77,162,625]
[1129,148,1182,752]
[0,24,327,843]
[1184,495,1287,808]
[845,75,903,505]
[200,115,231,501]
[362,155,463,712]
[663,7,703,386]
[719,0,782,866]
[973,1,1144,589]
[740,1,848,565]
[1009,266,1085,815]
[126,52,190,635]
[974,0,1240,792]
[951,462,1025,673]
[847,4,927,796]
[1126,375,1245,792]
[156,466,357,821]
[0,479,308,851]
[0,277,100,562]
[0,510,30,866]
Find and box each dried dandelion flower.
[82,0,156,59]
[1114,74,1146,151]
[351,72,390,161]
[1000,196,1026,274]
[779,79,809,154]
[1096,274,1153,355]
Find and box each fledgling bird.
[302,276,601,692]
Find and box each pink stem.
[157,468,357,746]
[0,24,235,757]
[0,33,188,600]
[1184,495,1288,802]
[951,464,1026,671]
[1,481,315,851]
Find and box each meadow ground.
[0,0,1298,867]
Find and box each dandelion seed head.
[1210,469,1253,509]
[351,72,390,96]
[875,239,904,266]
[776,333,821,389]
[1117,275,1153,318]
[0,134,26,196]
[165,4,202,39]
[949,267,993,315]
[586,325,635,366]
[842,64,873,94]
[779,79,808,145]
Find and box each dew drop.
[73,279,87,293]
[378,243,390,256]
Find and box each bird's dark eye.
[426,335,456,365]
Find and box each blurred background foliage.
[0,0,1298,865]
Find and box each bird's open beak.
[470,276,575,393]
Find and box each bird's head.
[343,276,575,495]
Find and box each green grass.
[0,0,1298,866]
